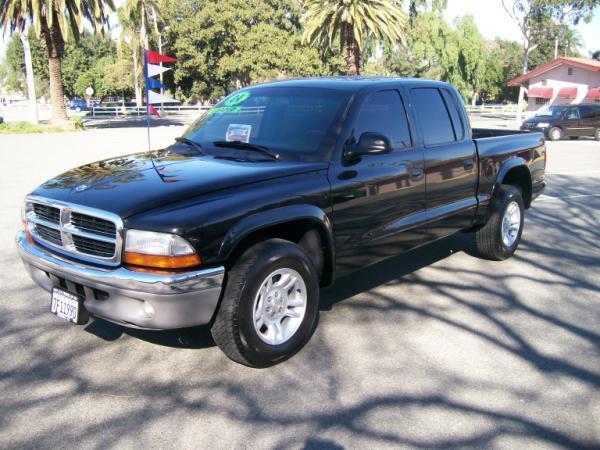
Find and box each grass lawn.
[0,119,84,134]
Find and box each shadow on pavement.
[1,173,598,448]
[84,117,191,129]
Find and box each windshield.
[535,105,568,117]
[183,86,352,161]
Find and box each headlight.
[536,122,550,128]
[124,230,201,269]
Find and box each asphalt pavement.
[0,126,598,449]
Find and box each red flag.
[146,50,177,64]
[149,104,161,118]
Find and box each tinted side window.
[411,88,455,146]
[354,90,412,149]
[440,89,465,140]
[566,108,580,120]
[579,105,595,119]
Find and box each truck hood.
[31,149,328,217]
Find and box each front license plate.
[51,288,82,323]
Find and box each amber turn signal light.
[124,252,201,269]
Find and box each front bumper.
[16,231,224,330]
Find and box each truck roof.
[248,76,451,92]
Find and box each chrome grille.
[71,212,116,236]
[72,235,116,258]
[24,196,123,266]
[36,224,62,245]
[33,203,60,223]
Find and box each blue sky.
[1,0,599,58]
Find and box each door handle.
[463,159,474,171]
[410,168,424,181]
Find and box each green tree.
[0,0,114,123]
[3,30,48,97]
[302,0,407,75]
[118,1,161,107]
[481,39,522,103]
[162,0,340,102]
[450,15,487,104]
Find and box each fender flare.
[490,157,530,201]
[218,204,336,283]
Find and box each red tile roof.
[507,57,600,87]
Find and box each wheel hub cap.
[252,268,307,345]
[501,201,521,247]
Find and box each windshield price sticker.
[226,124,252,143]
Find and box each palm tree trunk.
[344,22,361,75]
[48,55,68,124]
[42,20,68,125]
[19,28,39,125]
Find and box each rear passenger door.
[578,105,598,137]
[409,87,478,239]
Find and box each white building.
[508,57,600,112]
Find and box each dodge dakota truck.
[17,78,546,367]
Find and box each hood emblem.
[74,184,91,192]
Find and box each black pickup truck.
[17,78,546,367]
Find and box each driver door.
[328,89,426,275]
[563,106,581,136]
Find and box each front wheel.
[475,185,524,261]
[548,127,562,141]
[211,239,319,367]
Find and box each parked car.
[521,103,600,141]
[69,97,99,112]
[17,78,546,367]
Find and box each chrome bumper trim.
[16,231,225,329]
[16,231,224,295]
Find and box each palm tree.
[302,0,407,75]
[1,0,114,124]
[560,28,583,57]
[119,0,161,107]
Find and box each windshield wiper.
[212,140,279,160]
[175,137,204,155]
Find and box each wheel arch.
[493,158,532,208]
[218,204,336,286]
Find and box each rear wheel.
[211,239,319,367]
[548,127,562,141]
[595,128,600,141]
[475,185,524,261]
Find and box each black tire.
[475,185,524,261]
[569,136,579,140]
[211,239,319,367]
[548,126,562,141]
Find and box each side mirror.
[346,132,393,159]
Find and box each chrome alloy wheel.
[252,268,307,345]
[501,201,521,247]
[550,128,561,141]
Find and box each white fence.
[465,104,519,114]
[89,105,211,117]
